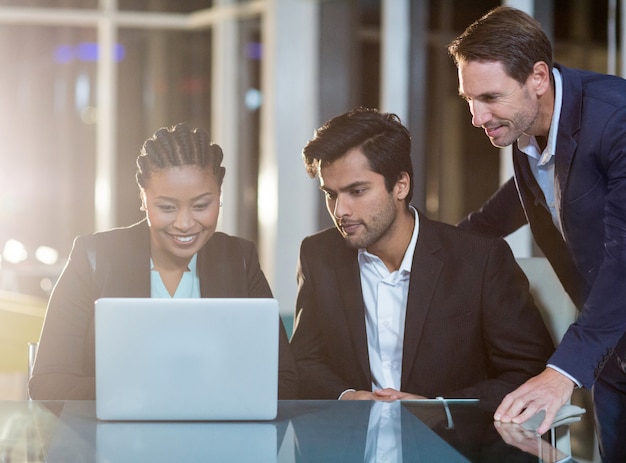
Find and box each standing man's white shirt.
[359,206,419,391]
[517,67,563,235]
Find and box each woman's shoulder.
[207,231,255,249]
[198,233,262,276]
[201,233,259,263]
[72,220,149,258]
[75,219,146,240]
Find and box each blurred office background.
[1,0,623,314]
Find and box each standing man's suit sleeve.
[457,177,527,238]
[549,98,626,388]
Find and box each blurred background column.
[260,0,319,318]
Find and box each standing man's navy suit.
[460,64,626,459]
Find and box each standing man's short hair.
[447,6,554,84]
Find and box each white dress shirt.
[517,67,564,236]
[358,206,419,391]
[364,401,402,463]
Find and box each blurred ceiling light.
[246,42,262,60]
[81,106,98,125]
[54,42,126,63]
[245,88,262,111]
[3,239,28,264]
[40,278,54,293]
[36,246,59,266]
[75,73,91,112]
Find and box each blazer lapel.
[334,242,372,386]
[198,240,224,298]
[554,132,576,233]
[513,151,548,207]
[197,234,244,298]
[128,222,151,297]
[554,65,582,232]
[101,220,151,297]
[401,214,443,390]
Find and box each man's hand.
[373,388,426,401]
[494,368,575,435]
[340,390,379,400]
[340,388,426,401]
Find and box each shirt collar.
[399,206,419,274]
[358,205,419,275]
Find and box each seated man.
[290,107,554,405]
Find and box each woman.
[29,123,298,400]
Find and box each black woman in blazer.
[29,220,298,400]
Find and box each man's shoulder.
[300,227,349,256]
[559,64,626,104]
[416,217,520,284]
[302,227,343,244]
[419,215,516,266]
[421,213,504,246]
[559,63,626,85]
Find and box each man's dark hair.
[302,107,413,205]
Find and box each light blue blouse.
[150,253,201,298]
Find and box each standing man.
[448,6,626,461]
[290,107,553,407]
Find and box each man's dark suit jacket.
[459,64,626,389]
[290,212,554,404]
[29,220,298,400]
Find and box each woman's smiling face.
[141,165,221,267]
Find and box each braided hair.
[136,123,226,190]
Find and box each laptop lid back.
[94,297,279,421]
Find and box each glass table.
[0,399,577,462]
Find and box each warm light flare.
[3,239,27,264]
[35,246,59,266]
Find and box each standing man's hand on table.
[494,368,575,435]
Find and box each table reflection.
[49,401,282,463]
[0,401,58,462]
[0,400,575,463]
[402,400,572,463]
[288,400,470,462]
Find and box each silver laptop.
[94,297,279,421]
